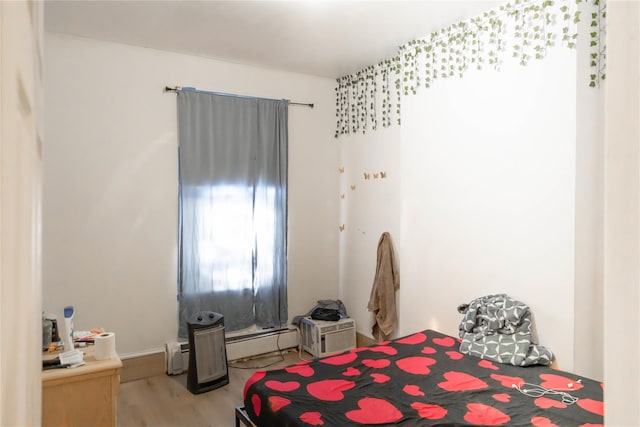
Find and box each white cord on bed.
[512,382,579,405]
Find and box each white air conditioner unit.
[165,341,189,375]
[300,317,356,358]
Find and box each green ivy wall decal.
[334,0,605,138]
[588,0,606,87]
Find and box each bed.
[237,329,603,426]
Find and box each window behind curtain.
[176,90,288,338]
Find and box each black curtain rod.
[163,86,314,108]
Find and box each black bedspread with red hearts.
[242,329,603,426]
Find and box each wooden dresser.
[42,347,122,427]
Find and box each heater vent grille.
[193,325,227,383]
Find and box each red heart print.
[362,358,390,369]
[539,374,584,391]
[286,364,315,377]
[396,356,437,375]
[343,367,360,376]
[265,380,300,392]
[403,384,425,396]
[268,396,291,412]
[464,403,510,425]
[371,373,390,383]
[307,379,355,401]
[251,394,261,417]
[433,336,456,347]
[493,393,510,402]
[422,346,437,354]
[531,416,559,427]
[410,402,448,420]
[535,397,567,409]
[479,360,499,370]
[299,411,324,425]
[397,332,427,345]
[438,371,488,391]
[369,345,398,355]
[244,370,266,398]
[491,373,524,388]
[346,397,403,424]
[446,351,464,360]
[320,352,358,365]
[576,398,604,416]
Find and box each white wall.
[338,126,402,335]
[401,47,576,367]
[338,45,588,372]
[573,2,604,380]
[603,1,640,424]
[43,33,339,356]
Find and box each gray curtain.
[177,90,288,338]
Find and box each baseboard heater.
[165,327,297,375]
[165,342,190,375]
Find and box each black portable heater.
[186,311,229,394]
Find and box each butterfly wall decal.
[339,167,345,174]
[339,224,345,232]
[361,171,387,180]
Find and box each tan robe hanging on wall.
[367,232,400,341]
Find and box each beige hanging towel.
[367,232,400,341]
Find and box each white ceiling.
[44,0,504,79]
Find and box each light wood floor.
[117,350,304,427]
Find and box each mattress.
[243,329,603,426]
